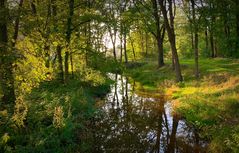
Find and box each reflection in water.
[93,74,207,153]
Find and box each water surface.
[92,74,207,153]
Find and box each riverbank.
[1,75,113,153]
[125,58,239,152]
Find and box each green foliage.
[14,37,51,95]
[11,96,28,129]
[1,0,239,152]
[2,74,111,153]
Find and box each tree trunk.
[70,54,74,78]
[205,28,209,56]
[214,40,218,57]
[236,13,239,54]
[120,34,123,62]
[191,29,194,57]
[191,0,199,79]
[159,0,183,82]
[152,0,164,67]
[154,105,164,153]
[124,31,128,63]
[172,53,175,70]
[210,35,214,58]
[119,22,123,62]
[194,32,199,78]
[129,35,136,61]
[30,0,37,15]
[166,117,179,153]
[64,51,69,82]
[109,28,117,60]
[52,0,64,83]
[56,45,64,83]
[0,0,16,104]
[44,45,50,68]
[65,0,74,83]
[113,42,116,60]
[12,0,24,47]
[157,37,164,68]
[209,3,215,58]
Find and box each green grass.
[1,76,112,153]
[125,57,239,153]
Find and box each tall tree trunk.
[52,0,64,82]
[214,40,218,57]
[56,46,64,83]
[120,34,123,62]
[157,37,164,68]
[205,28,209,56]
[123,30,128,63]
[194,32,199,78]
[12,0,24,47]
[172,53,175,70]
[209,3,216,58]
[159,0,183,82]
[65,0,74,83]
[64,51,69,82]
[222,5,232,56]
[234,0,239,55]
[113,43,116,60]
[129,35,136,61]
[210,31,215,58]
[109,27,117,60]
[70,54,74,78]
[191,29,194,57]
[152,0,164,67]
[236,13,239,54]
[0,0,16,104]
[191,0,199,79]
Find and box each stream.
[92,74,207,153]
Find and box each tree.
[183,0,200,78]
[159,0,183,82]
[191,0,199,79]
[52,0,64,83]
[151,0,165,67]
[0,0,16,105]
[133,0,165,67]
[65,0,74,82]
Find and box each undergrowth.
[0,75,112,153]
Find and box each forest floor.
[125,58,239,152]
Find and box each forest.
[0,0,239,152]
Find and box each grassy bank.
[125,58,239,152]
[0,75,113,153]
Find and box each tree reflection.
[166,117,179,153]
[92,74,207,153]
